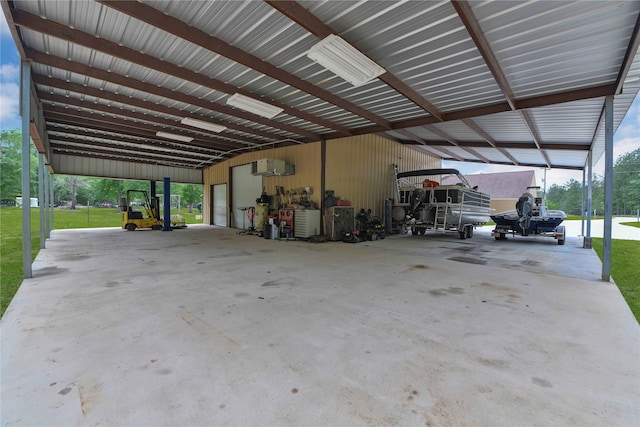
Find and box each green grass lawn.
[0,208,41,319]
[620,221,640,229]
[565,214,605,221]
[1,206,201,317]
[592,238,640,323]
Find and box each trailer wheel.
[465,225,473,238]
[411,227,419,235]
[459,231,466,239]
[557,226,566,245]
[126,223,136,231]
[418,228,426,235]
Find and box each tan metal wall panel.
[202,137,439,224]
[325,134,440,218]
[202,143,321,224]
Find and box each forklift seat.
[128,210,143,220]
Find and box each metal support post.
[602,95,614,282]
[21,61,32,278]
[38,153,45,249]
[49,171,54,232]
[586,151,593,242]
[44,166,50,238]
[163,177,172,231]
[581,168,586,237]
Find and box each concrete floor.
[2,225,639,426]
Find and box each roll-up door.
[231,164,263,229]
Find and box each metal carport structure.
[3,0,640,281]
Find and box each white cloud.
[0,81,19,123]
[0,63,19,81]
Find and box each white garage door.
[231,164,263,229]
[212,183,227,227]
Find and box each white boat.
[393,167,491,239]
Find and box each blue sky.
[1,12,637,188]
[1,11,21,132]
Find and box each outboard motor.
[516,194,533,235]
[410,188,427,217]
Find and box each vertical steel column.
[163,177,172,231]
[49,171,54,232]
[44,166,50,238]
[602,96,614,282]
[38,153,45,249]
[21,62,32,278]
[581,168,586,236]
[586,151,593,238]
[150,180,156,199]
[320,137,326,234]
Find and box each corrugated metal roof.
[3,0,639,172]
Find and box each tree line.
[1,129,202,210]
[545,148,640,216]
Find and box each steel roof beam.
[324,83,615,139]
[515,85,616,110]
[10,8,342,136]
[452,0,516,110]
[395,129,465,161]
[326,85,615,145]
[265,0,445,121]
[423,125,491,163]
[615,12,640,95]
[461,118,520,166]
[453,1,559,169]
[376,132,446,160]
[99,0,390,131]
[520,110,552,168]
[423,140,589,151]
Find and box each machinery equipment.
[120,189,164,231]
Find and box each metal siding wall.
[50,154,202,183]
[202,138,438,224]
[325,134,440,218]
[202,143,321,225]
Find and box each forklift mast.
[150,196,160,221]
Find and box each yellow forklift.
[120,189,164,231]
